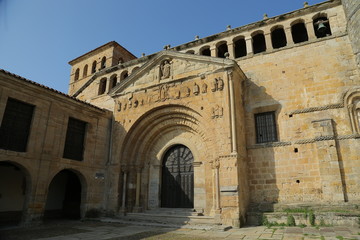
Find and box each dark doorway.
[44,170,82,220]
[161,145,194,208]
[0,162,28,226]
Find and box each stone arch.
[199,45,211,56]
[119,104,217,212]
[83,64,88,78]
[312,12,332,38]
[186,50,195,54]
[251,30,266,54]
[344,88,360,133]
[74,68,80,81]
[216,41,228,58]
[0,160,32,226]
[291,19,309,43]
[233,35,247,58]
[120,70,129,81]
[270,25,287,49]
[109,74,118,90]
[44,168,87,220]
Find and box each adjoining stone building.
[1,0,359,227]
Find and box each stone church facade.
[0,0,359,227]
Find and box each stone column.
[226,42,235,59]
[211,159,221,217]
[264,32,273,52]
[210,46,217,57]
[227,70,237,154]
[284,27,294,46]
[119,166,128,215]
[305,20,316,41]
[245,36,253,55]
[134,166,142,212]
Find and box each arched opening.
[252,32,266,54]
[131,67,140,75]
[101,56,106,69]
[110,74,117,90]
[98,78,107,95]
[216,42,228,58]
[91,61,97,73]
[161,144,194,208]
[186,50,195,54]
[120,70,128,81]
[83,65,88,78]
[271,26,287,49]
[234,37,247,58]
[74,68,80,81]
[200,46,211,56]
[44,169,83,220]
[291,20,309,44]
[0,161,30,227]
[313,15,332,38]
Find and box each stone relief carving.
[212,105,223,118]
[193,83,199,95]
[185,87,191,97]
[202,83,208,93]
[117,101,122,112]
[211,78,217,92]
[160,60,171,79]
[133,100,139,108]
[210,78,224,92]
[157,84,170,101]
[210,158,220,169]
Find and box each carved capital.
[210,158,220,169]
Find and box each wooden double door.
[161,145,194,208]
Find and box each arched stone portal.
[161,144,194,208]
[44,169,83,220]
[0,161,30,226]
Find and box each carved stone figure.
[185,87,191,97]
[212,105,223,118]
[211,78,217,92]
[217,78,224,91]
[193,83,200,95]
[160,60,171,79]
[176,90,181,99]
[133,100,138,108]
[117,102,122,112]
[201,83,208,93]
[158,84,170,101]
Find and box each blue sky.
[0,0,325,93]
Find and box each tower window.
[0,98,34,152]
[217,42,228,58]
[313,16,332,38]
[74,68,80,81]
[255,111,278,143]
[291,21,309,43]
[83,65,88,77]
[200,46,211,56]
[98,78,107,95]
[234,37,247,58]
[101,57,106,69]
[252,32,266,54]
[271,27,287,49]
[91,61,97,73]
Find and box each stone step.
[125,212,216,225]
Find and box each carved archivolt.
[345,88,360,133]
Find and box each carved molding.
[288,103,344,115]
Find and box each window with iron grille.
[255,111,278,143]
[63,117,87,161]
[0,98,34,152]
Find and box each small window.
[255,111,278,143]
[74,68,80,81]
[291,21,308,43]
[98,78,107,95]
[101,57,106,69]
[63,117,87,161]
[110,74,117,89]
[271,27,287,49]
[186,50,195,54]
[120,71,128,81]
[91,61,97,73]
[0,98,34,152]
[252,32,266,54]
[217,42,228,58]
[313,16,332,38]
[234,37,247,58]
[200,47,211,56]
[83,65,88,77]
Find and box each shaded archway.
[44,169,83,220]
[0,161,31,226]
[161,144,194,208]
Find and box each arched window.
[101,57,106,69]
[74,68,80,81]
[131,67,140,75]
[291,20,309,44]
[120,70,128,81]
[98,78,107,95]
[83,65,88,77]
[345,88,360,133]
[233,37,247,58]
[271,26,287,49]
[186,50,195,54]
[313,14,332,38]
[217,42,228,58]
[110,74,117,89]
[91,61,97,73]
[200,46,211,56]
[252,32,266,54]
